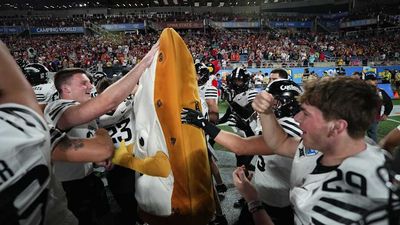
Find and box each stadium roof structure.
[0,0,265,10]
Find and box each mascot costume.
[112,28,215,225]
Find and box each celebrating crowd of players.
[1,37,400,225]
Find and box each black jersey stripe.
[49,102,76,121]
[313,205,356,224]
[311,217,325,225]
[281,124,302,138]
[0,106,46,130]
[319,197,369,215]
[50,127,63,146]
[1,108,36,128]
[205,95,218,98]
[0,115,26,133]
[280,118,300,128]
[48,101,76,117]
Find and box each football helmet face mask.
[266,79,302,118]
[195,63,210,86]
[227,67,251,94]
[23,63,49,86]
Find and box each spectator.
[364,72,393,143]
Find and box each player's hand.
[181,108,207,129]
[232,166,258,203]
[252,91,275,115]
[141,41,160,68]
[181,107,221,139]
[94,128,114,152]
[228,112,251,131]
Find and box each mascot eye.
[136,130,148,154]
[139,137,145,147]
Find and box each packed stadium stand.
[1,1,400,225]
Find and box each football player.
[218,66,258,208]
[195,63,228,225]
[181,78,302,225]
[44,42,158,225]
[96,77,138,225]
[0,41,114,225]
[249,76,390,224]
[23,63,58,111]
[219,66,258,170]
[0,40,57,225]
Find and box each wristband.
[204,121,221,140]
[247,200,263,213]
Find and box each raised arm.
[252,91,299,158]
[57,42,159,130]
[0,41,41,114]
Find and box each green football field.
[216,99,400,151]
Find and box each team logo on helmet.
[23,63,49,86]
[227,67,251,94]
[195,63,210,86]
[266,79,302,118]
[92,71,107,86]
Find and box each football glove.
[181,108,221,139]
[228,112,255,137]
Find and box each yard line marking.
[387,118,400,124]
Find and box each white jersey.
[290,142,389,225]
[98,95,135,148]
[254,117,302,207]
[44,99,97,182]
[0,103,51,225]
[32,82,59,104]
[230,89,258,137]
[198,83,218,118]
[232,89,258,109]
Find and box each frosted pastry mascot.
[112,28,215,225]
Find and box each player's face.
[294,103,331,151]
[269,73,280,83]
[68,73,93,103]
[234,78,244,87]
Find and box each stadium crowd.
[2,27,399,74]
[1,5,400,225]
